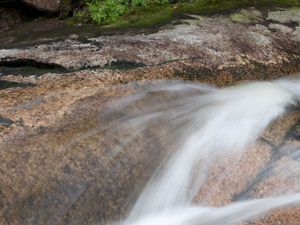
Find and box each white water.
[103,77,300,225]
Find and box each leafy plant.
[87,0,127,24]
[86,0,170,24]
[74,11,88,20]
[131,0,148,7]
[154,0,169,4]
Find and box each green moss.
[117,4,174,27]
[179,0,300,15]
[229,8,262,23]
[74,0,300,28]
[178,0,251,15]
[230,13,250,23]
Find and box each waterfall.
[101,78,300,225]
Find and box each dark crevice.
[232,145,282,202]
[282,115,300,141]
[259,137,276,148]
[284,21,299,30]
[0,58,147,76]
[232,164,275,201]
[1,52,299,77]
[0,58,66,70]
[232,133,284,201]
[0,80,36,89]
[233,112,300,202]
[0,116,14,126]
[104,60,146,70]
[0,58,68,76]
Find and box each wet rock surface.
[195,111,300,225]
[1,79,300,225]
[1,10,300,72]
[1,6,300,225]
[1,8,300,84]
[267,8,300,24]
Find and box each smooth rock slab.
[267,8,300,23]
[1,80,300,225]
[269,23,293,34]
[1,12,300,72]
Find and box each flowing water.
[98,77,300,225]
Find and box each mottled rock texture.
[21,0,71,14]
[267,8,300,23]
[1,8,300,83]
[1,7,300,225]
[1,74,300,225]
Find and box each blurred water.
[100,78,300,225]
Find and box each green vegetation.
[74,0,300,27]
[230,13,251,23]
[74,0,170,25]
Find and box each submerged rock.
[0,116,13,125]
